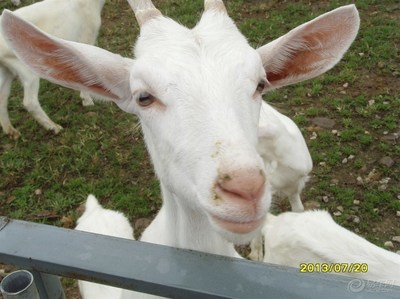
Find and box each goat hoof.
[82,98,95,106]
[6,127,21,140]
[248,251,263,261]
[50,124,63,134]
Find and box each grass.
[0,0,399,256]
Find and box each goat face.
[117,11,270,242]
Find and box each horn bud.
[204,0,227,14]
[127,0,162,26]
[134,8,162,26]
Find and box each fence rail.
[1,216,400,298]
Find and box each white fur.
[263,210,400,286]
[248,5,361,263]
[76,195,135,299]
[248,101,312,260]
[1,1,360,298]
[76,195,134,239]
[11,0,21,6]
[258,101,313,211]
[0,0,106,139]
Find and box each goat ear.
[0,10,133,101]
[257,5,360,90]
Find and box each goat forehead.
[134,18,262,90]
[135,12,261,74]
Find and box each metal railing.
[1,216,400,299]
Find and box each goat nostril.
[216,170,265,202]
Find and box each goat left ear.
[0,10,133,102]
[257,5,360,90]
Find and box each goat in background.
[262,210,400,286]
[249,100,313,261]
[11,0,21,6]
[0,0,106,139]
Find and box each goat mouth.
[211,215,264,234]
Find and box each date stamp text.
[299,263,368,273]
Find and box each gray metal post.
[0,270,40,299]
[31,271,66,299]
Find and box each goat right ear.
[257,5,360,91]
[1,10,133,102]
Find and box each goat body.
[76,195,134,239]
[0,0,106,139]
[1,1,360,298]
[77,195,192,298]
[248,101,312,261]
[75,195,136,299]
[258,101,312,212]
[263,210,400,285]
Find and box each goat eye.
[137,92,155,107]
[256,82,266,93]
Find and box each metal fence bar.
[1,216,400,299]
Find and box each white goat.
[76,194,134,240]
[258,101,312,212]
[0,0,106,139]
[248,102,312,261]
[76,195,136,299]
[248,101,313,260]
[1,1,360,298]
[11,0,21,6]
[262,210,400,286]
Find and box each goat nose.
[217,167,265,202]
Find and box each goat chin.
[212,219,264,245]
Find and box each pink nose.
[216,167,265,202]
